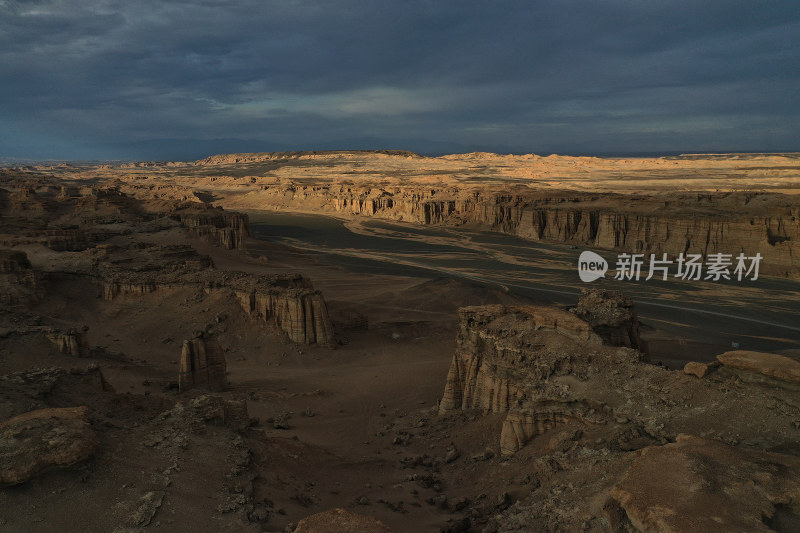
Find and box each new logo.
[578,251,608,282]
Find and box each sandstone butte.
[437,288,800,530]
[439,289,647,456]
[178,334,227,392]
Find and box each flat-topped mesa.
[0,228,90,252]
[174,209,251,250]
[87,242,335,346]
[96,243,213,300]
[439,305,605,415]
[193,149,421,166]
[178,334,227,392]
[439,303,645,456]
[571,288,646,352]
[236,282,335,346]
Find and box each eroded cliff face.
[438,304,605,415]
[237,287,334,346]
[436,296,800,530]
[439,289,641,417]
[93,244,335,346]
[438,302,632,456]
[175,210,251,250]
[178,335,227,392]
[252,186,800,278]
[0,179,250,252]
[0,177,333,348]
[90,246,334,347]
[46,327,90,357]
[438,288,800,462]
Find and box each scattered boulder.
[683,361,709,378]
[611,434,800,532]
[717,350,800,384]
[294,507,393,533]
[0,406,99,485]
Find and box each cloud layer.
[2,0,798,159]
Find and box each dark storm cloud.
[1,0,798,159]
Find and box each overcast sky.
[1,0,798,160]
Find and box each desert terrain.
[1,151,800,532]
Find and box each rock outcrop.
[443,300,800,529]
[46,326,90,356]
[0,249,32,273]
[176,209,251,250]
[162,395,251,432]
[294,507,393,533]
[0,406,99,485]
[237,286,335,346]
[499,401,597,457]
[571,288,646,352]
[0,248,38,305]
[610,434,800,533]
[90,243,334,346]
[438,304,635,456]
[439,305,605,415]
[178,335,227,392]
[717,350,800,384]
[438,297,800,462]
[96,243,212,300]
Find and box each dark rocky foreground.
[437,289,800,531]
